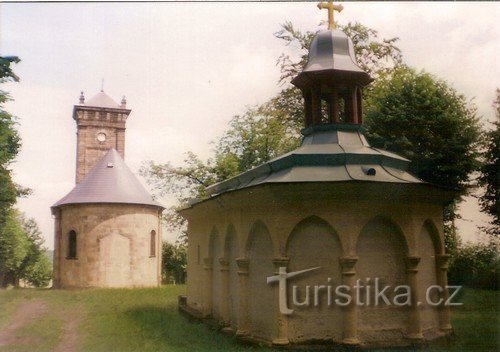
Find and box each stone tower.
[52,91,163,288]
[73,90,131,183]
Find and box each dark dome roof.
[198,125,423,203]
[292,29,373,88]
[52,149,163,209]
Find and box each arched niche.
[246,220,276,340]
[356,216,409,341]
[224,224,239,330]
[208,227,221,319]
[418,220,441,330]
[285,216,343,342]
[98,231,132,287]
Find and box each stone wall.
[73,107,128,183]
[53,203,161,288]
[182,182,451,347]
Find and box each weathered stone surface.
[53,204,161,288]
[180,182,450,347]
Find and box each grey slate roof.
[199,125,423,204]
[52,149,163,209]
[84,91,121,109]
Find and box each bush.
[448,243,500,290]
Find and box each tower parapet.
[72,90,131,183]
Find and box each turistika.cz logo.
[267,266,462,315]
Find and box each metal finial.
[317,1,343,30]
[120,95,127,108]
[79,91,85,104]
[101,78,104,92]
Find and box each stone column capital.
[203,257,213,270]
[236,257,249,275]
[436,254,450,270]
[218,257,229,271]
[339,256,358,275]
[273,257,289,268]
[405,256,421,273]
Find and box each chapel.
[51,90,163,288]
[179,2,456,348]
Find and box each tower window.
[150,230,156,257]
[67,230,77,259]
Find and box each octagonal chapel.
[179,3,456,348]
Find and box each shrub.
[448,243,499,290]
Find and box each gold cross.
[317,1,344,30]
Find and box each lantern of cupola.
[292,2,372,127]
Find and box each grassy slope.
[0,286,498,352]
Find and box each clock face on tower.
[96,132,107,142]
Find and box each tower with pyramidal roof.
[52,90,164,288]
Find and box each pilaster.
[235,258,250,337]
[339,256,360,345]
[203,257,213,317]
[271,257,290,346]
[218,257,231,330]
[405,256,423,340]
[436,254,452,332]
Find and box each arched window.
[67,230,77,259]
[150,230,156,257]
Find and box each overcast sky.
[1,2,498,248]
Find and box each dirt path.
[53,306,84,352]
[0,299,48,346]
[0,299,84,351]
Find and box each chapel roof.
[52,149,163,209]
[200,125,423,202]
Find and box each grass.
[0,286,498,351]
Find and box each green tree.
[478,89,500,238]
[18,215,52,287]
[0,210,52,287]
[0,56,21,221]
[0,209,29,286]
[448,242,499,290]
[162,242,187,284]
[364,67,481,251]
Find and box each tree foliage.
[478,89,500,237]
[162,242,187,284]
[0,209,29,286]
[0,57,50,288]
[18,214,52,287]
[0,210,51,287]
[365,67,481,195]
[0,56,22,221]
[363,66,482,251]
[448,242,499,290]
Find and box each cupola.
[292,2,373,127]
